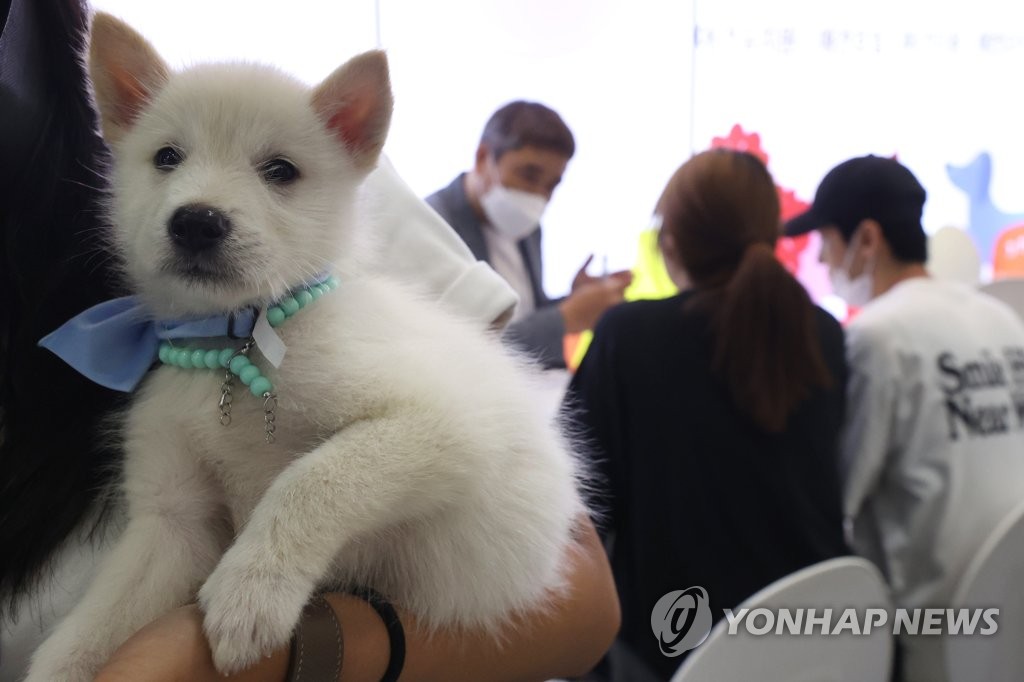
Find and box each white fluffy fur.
[26,14,581,681]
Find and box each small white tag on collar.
[253,308,287,368]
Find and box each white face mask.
[829,230,874,308]
[480,184,548,241]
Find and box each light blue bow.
[38,297,261,393]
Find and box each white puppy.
[27,13,581,681]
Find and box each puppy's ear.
[88,12,170,143]
[312,50,393,170]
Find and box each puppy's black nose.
[168,205,231,253]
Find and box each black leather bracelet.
[286,596,344,682]
[352,586,406,682]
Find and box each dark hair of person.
[479,100,575,161]
[0,0,126,618]
[657,150,833,433]
[875,220,928,264]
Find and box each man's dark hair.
[879,219,928,264]
[479,101,575,161]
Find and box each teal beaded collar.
[157,275,339,442]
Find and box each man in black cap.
[787,155,1024,682]
[785,155,930,307]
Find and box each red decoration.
[711,124,768,165]
[710,125,812,276]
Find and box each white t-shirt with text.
[841,277,1024,681]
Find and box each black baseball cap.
[784,156,927,251]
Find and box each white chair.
[946,499,1024,682]
[981,278,1024,321]
[671,557,893,682]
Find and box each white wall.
[691,0,1024,249]
[379,0,694,290]
[90,0,1024,293]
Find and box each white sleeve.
[361,157,518,330]
[840,323,899,558]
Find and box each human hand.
[95,596,390,682]
[559,272,632,334]
[94,604,290,682]
[570,255,633,293]
[93,518,619,682]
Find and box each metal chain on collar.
[218,375,234,426]
[263,393,278,444]
[218,338,256,427]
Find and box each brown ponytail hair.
[658,150,833,432]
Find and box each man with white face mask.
[427,101,632,368]
[786,155,1024,682]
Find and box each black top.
[565,293,850,680]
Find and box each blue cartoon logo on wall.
[948,152,1024,277]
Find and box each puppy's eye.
[260,158,299,184]
[154,146,184,170]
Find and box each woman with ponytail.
[566,149,849,681]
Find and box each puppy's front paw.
[198,545,312,674]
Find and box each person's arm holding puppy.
[95,516,619,682]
